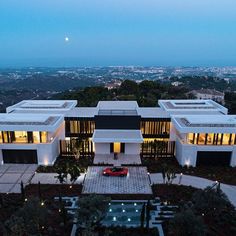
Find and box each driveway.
[0,164,37,193]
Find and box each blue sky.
[0,0,236,67]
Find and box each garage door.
[2,150,38,164]
[196,151,231,166]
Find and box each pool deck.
[82,166,152,195]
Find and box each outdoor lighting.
[134,203,137,206]
[180,173,183,176]
[59,209,61,212]
[121,203,124,206]
[69,185,72,189]
[41,202,44,206]
[215,180,218,184]
[164,201,167,206]
[202,213,204,216]
[108,203,111,205]
[42,226,44,229]
[147,172,150,175]
[122,209,125,213]
[113,217,117,221]
[109,209,112,212]
[25,198,28,202]
[128,218,131,222]
[136,210,139,212]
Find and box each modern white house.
[1,99,236,167]
[0,100,77,165]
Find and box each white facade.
[1,99,236,167]
[0,101,71,165]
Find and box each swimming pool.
[102,201,147,227]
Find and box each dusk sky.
[0,0,236,67]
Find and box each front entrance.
[110,143,125,153]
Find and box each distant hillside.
[54,80,192,107]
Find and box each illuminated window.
[206,133,214,145]
[14,131,28,143]
[188,133,194,144]
[40,132,47,143]
[33,132,40,143]
[222,133,230,145]
[3,131,8,143]
[0,132,2,143]
[198,133,206,145]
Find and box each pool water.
[102,201,146,227]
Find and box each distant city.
[0,66,236,112]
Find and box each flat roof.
[7,100,77,114]
[158,99,228,115]
[0,114,63,132]
[65,107,98,118]
[97,101,139,110]
[137,107,170,118]
[172,115,236,133]
[92,129,143,143]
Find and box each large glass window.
[187,132,236,145]
[198,133,206,145]
[33,131,40,143]
[14,131,28,143]
[141,121,170,136]
[40,132,47,143]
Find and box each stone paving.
[30,173,85,185]
[94,154,141,165]
[0,164,37,193]
[82,166,152,195]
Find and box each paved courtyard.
[82,166,152,195]
[0,164,37,193]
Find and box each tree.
[68,160,81,184]
[54,160,68,184]
[146,200,151,229]
[192,186,231,217]
[38,181,42,201]
[119,80,139,95]
[151,140,166,159]
[76,194,110,236]
[166,167,177,185]
[140,203,146,228]
[71,138,83,159]
[4,198,47,236]
[169,208,206,236]
[20,181,25,202]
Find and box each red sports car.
[103,167,128,177]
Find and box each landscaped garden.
[142,156,236,185]
[152,184,236,236]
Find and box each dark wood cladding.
[65,117,95,137]
[141,140,175,157]
[95,115,141,130]
[60,139,94,157]
[140,118,171,138]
